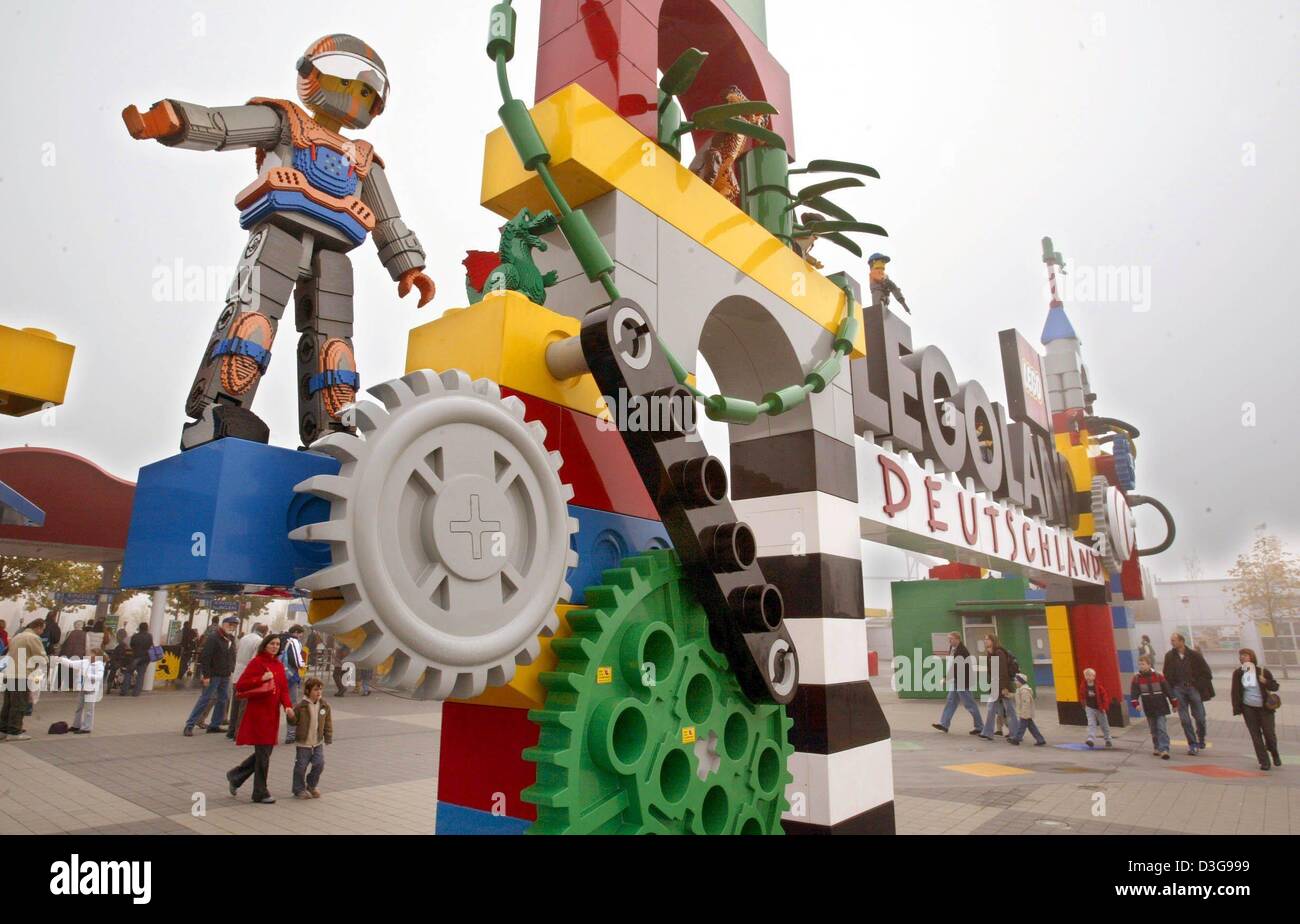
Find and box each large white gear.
[291,368,578,700]
[1090,475,1135,573]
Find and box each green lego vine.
[485,0,860,425]
[522,549,794,834]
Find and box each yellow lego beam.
[407,291,608,418]
[480,84,866,358]
[1046,604,1078,701]
[1056,433,1097,538]
[0,326,75,416]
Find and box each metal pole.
[142,588,166,693]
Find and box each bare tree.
[1228,534,1299,679]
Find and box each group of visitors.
[932,629,1284,770]
[930,632,1046,746]
[177,621,338,804]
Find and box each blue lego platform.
[120,438,338,590]
[566,504,671,604]
[434,801,529,835]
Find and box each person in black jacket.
[1162,633,1214,755]
[932,631,984,734]
[978,634,1019,740]
[120,624,154,697]
[182,615,239,736]
[1231,648,1281,771]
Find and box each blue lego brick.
[1113,437,1136,490]
[1111,605,1133,629]
[566,504,672,604]
[1109,572,1123,594]
[121,439,337,590]
[434,802,529,835]
[1033,663,1054,688]
[1024,586,1046,601]
[1117,648,1137,674]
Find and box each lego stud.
[700,522,756,573]
[668,456,728,508]
[729,583,784,632]
[649,385,694,443]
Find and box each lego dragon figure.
[689,85,773,206]
[463,208,561,306]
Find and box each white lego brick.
[783,739,894,827]
[732,491,861,559]
[786,618,870,686]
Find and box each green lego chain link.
[522,549,794,834]
[487,0,857,424]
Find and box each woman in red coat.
[226,634,294,803]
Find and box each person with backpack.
[978,634,1020,740]
[1231,648,1281,771]
[281,625,307,743]
[1130,655,1179,759]
[121,623,154,697]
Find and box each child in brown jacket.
[287,677,333,798]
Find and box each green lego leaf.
[796,177,865,200]
[822,232,864,258]
[660,48,709,97]
[789,159,881,179]
[802,219,889,237]
[748,184,796,200]
[795,194,855,222]
[704,117,787,150]
[691,100,779,126]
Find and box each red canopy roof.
[0,447,135,562]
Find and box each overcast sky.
[2,0,1296,582]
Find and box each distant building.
[1145,579,1297,672]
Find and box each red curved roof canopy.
[0,447,135,562]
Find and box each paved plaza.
[0,670,1295,835]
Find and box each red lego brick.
[928,563,983,581]
[502,385,659,519]
[1120,551,1144,601]
[1069,603,1122,701]
[540,0,581,44]
[437,700,539,820]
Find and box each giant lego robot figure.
[122,34,436,451]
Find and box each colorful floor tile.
[1053,742,1114,751]
[892,740,924,751]
[1172,765,1267,779]
[940,762,1034,778]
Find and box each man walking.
[227,622,267,740]
[1163,633,1213,755]
[282,625,307,743]
[978,634,1019,740]
[932,631,984,735]
[0,619,47,741]
[182,615,238,736]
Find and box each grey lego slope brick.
[532,189,658,286]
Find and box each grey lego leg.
[182,224,300,449]
[295,248,358,448]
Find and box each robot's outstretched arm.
[122,100,282,152]
[362,163,434,305]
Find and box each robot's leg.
[295,249,358,448]
[181,223,300,450]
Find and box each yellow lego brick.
[1046,604,1078,700]
[1075,512,1095,539]
[941,762,1034,778]
[0,326,75,416]
[307,594,367,651]
[480,84,865,358]
[454,605,577,710]
[406,291,608,418]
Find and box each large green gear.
[523,549,794,834]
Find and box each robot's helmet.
[296,34,390,129]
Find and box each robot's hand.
[397,268,436,308]
[122,101,183,141]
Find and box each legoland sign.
[851,303,1103,587]
[857,439,1103,586]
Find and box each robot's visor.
[311,52,389,102]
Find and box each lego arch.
[697,293,814,448]
[535,0,794,156]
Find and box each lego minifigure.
[868,253,909,314]
[123,34,436,450]
[791,212,825,270]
